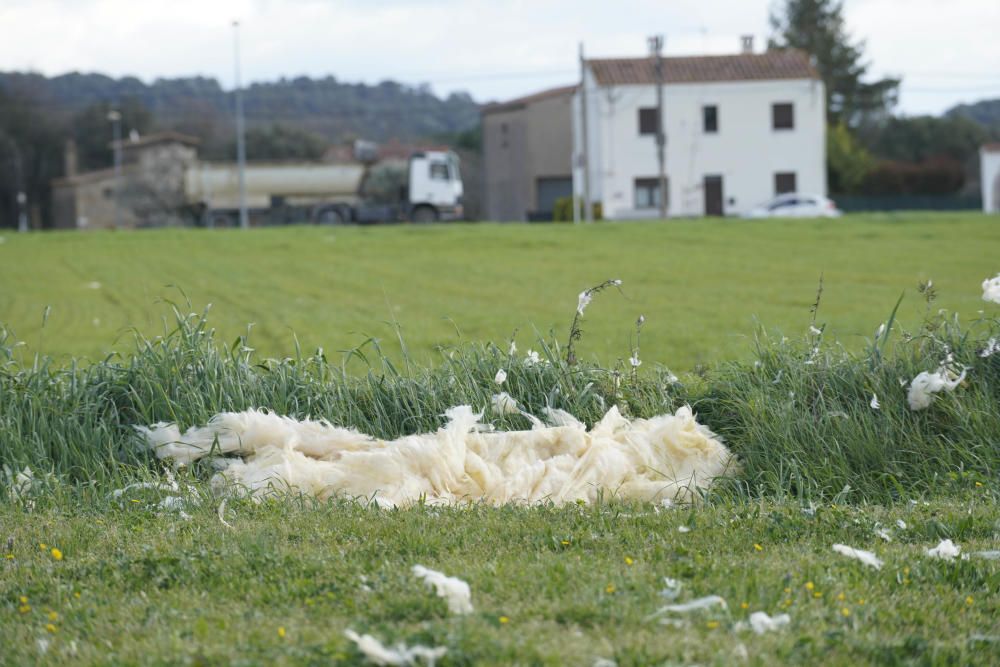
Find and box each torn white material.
[344,629,447,666]
[925,539,961,560]
[494,369,507,385]
[906,368,966,411]
[654,595,727,614]
[217,498,233,528]
[677,525,691,533]
[832,544,883,570]
[411,565,473,615]
[138,405,734,507]
[659,577,683,600]
[3,466,38,503]
[982,274,1000,304]
[896,519,907,530]
[749,611,791,635]
[875,527,892,542]
[870,394,880,410]
[971,550,1000,560]
[491,392,519,415]
[592,659,617,667]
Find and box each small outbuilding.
[981,144,1000,213]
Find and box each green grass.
[3,493,998,665]
[0,212,998,368]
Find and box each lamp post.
[16,191,27,233]
[648,35,667,221]
[233,20,249,230]
[107,109,123,229]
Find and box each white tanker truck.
[184,144,463,226]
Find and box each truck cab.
[407,151,463,222]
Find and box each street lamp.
[233,20,249,230]
[16,191,27,233]
[107,109,123,229]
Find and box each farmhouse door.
[704,175,724,216]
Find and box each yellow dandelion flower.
[624,556,634,566]
[813,591,823,599]
[48,611,58,621]
[740,602,749,610]
[561,540,570,546]
[277,627,286,639]
[966,596,974,606]
[19,596,27,604]
[836,592,845,601]
[605,585,616,594]
[783,587,791,594]
[74,591,81,599]
[130,499,140,503]
[39,543,47,550]
[858,598,866,605]
[754,543,763,552]
[45,624,57,634]
[499,616,510,624]
[975,481,983,487]
[841,608,850,617]
[784,599,792,607]
[903,567,910,575]
[51,548,63,561]
[805,582,814,591]
[706,621,720,629]
[19,605,31,614]
[4,554,13,560]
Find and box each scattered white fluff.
[3,466,38,502]
[749,611,791,635]
[344,629,447,666]
[491,392,519,415]
[593,659,617,667]
[577,290,592,315]
[896,519,907,530]
[875,527,892,542]
[832,544,883,570]
[524,349,542,366]
[971,550,1000,560]
[659,577,683,600]
[508,341,517,355]
[110,480,179,498]
[494,368,507,385]
[655,595,727,614]
[411,565,473,615]
[906,368,966,411]
[870,394,880,410]
[217,498,233,528]
[677,525,691,533]
[925,539,961,560]
[982,274,1000,304]
[629,355,642,368]
[980,338,1000,358]
[137,405,734,507]
[85,281,101,289]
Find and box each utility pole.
[578,42,592,223]
[648,35,667,220]
[107,109,123,229]
[233,20,249,230]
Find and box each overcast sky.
[2,0,998,115]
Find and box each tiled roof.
[588,50,819,86]
[482,84,577,115]
[982,143,1000,153]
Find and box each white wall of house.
[574,73,826,219]
[981,148,1000,213]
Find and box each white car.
[744,193,842,218]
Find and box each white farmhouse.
[572,47,826,219]
[981,144,1000,213]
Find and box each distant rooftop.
[982,143,1000,153]
[587,49,819,86]
[482,84,577,115]
[112,131,201,151]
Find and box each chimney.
[64,139,78,178]
[741,35,754,54]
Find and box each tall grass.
[1,294,997,501]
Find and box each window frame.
[774,172,797,195]
[703,105,718,134]
[638,108,659,136]
[772,102,794,130]
[634,177,666,210]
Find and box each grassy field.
[1,212,998,368]
[3,494,998,666]
[2,212,998,664]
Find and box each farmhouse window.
[775,172,797,195]
[703,105,718,133]
[772,103,794,130]
[635,177,666,209]
[638,108,659,135]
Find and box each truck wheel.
[210,213,236,228]
[317,208,345,225]
[412,205,438,223]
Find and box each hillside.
[946,97,1000,132]
[0,70,481,147]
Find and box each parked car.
[744,193,842,218]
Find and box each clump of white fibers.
[749,611,791,635]
[925,539,961,561]
[653,595,727,615]
[344,629,447,666]
[832,544,883,570]
[491,392,519,415]
[411,565,473,615]
[137,404,734,507]
[906,367,966,411]
[982,273,1000,304]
